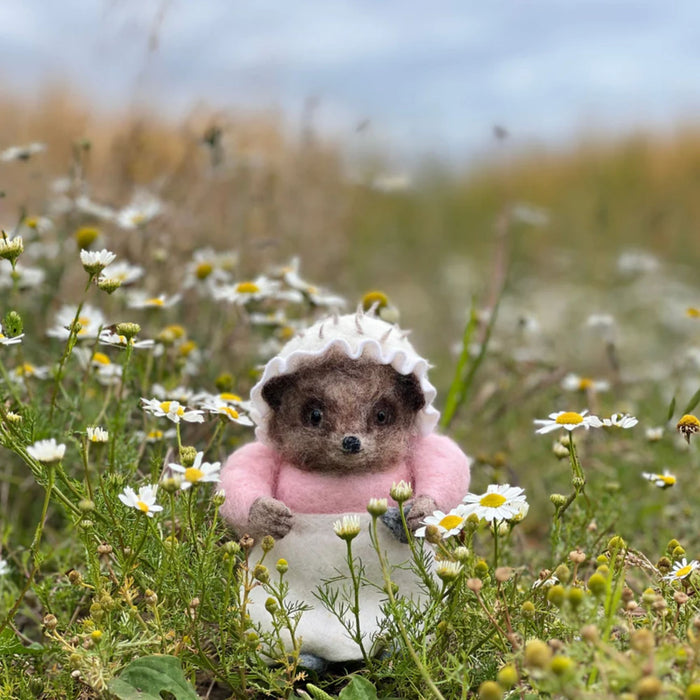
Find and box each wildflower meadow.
[1,110,700,700]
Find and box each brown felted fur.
[264,351,425,474]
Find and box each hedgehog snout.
[341,435,362,454]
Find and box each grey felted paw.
[380,505,410,543]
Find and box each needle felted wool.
[219,309,471,663]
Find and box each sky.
[1,0,700,166]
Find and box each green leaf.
[108,655,199,700]
[0,627,42,656]
[666,395,676,423]
[338,676,380,700]
[683,387,700,416]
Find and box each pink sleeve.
[410,433,471,512]
[218,442,279,532]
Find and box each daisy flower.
[115,193,163,230]
[47,304,105,340]
[0,235,24,263]
[534,410,603,434]
[0,262,45,290]
[561,374,610,393]
[645,427,664,442]
[0,323,23,346]
[13,363,50,380]
[414,508,466,539]
[99,329,154,349]
[333,515,361,541]
[435,560,463,582]
[0,142,45,161]
[27,438,66,463]
[74,195,117,222]
[602,413,638,429]
[168,452,221,491]
[183,247,235,290]
[642,470,676,489]
[0,558,9,576]
[677,414,700,444]
[212,276,283,305]
[80,249,117,275]
[135,427,177,443]
[118,485,163,517]
[100,260,144,286]
[86,426,109,443]
[127,292,181,309]
[201,398,254,426]
[141,398,204,424]
[462,484,528,523]
[663,558,699,582]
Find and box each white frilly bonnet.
[250,309,440,446]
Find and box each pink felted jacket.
[219,432,471,534]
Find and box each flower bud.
[97,277,122,294]
[547,585,566,608]
[496,664,518,689]
[549,493,567,508]
[115,322,141,340]
[549,655,574,676]
[367,497,388,516]
[390,480,413,503]
[567,587,584,609]
[524,639,552,669]
[521,601,535,618]
[587,573,607,598]
[333,515,361,541]
[252,565,269,584]
[276,558,288,574]
[179,446,198,468]
[554,564,571,584]
[436,561,463,582]
[477,681,503,700]
[265,597,278,615]
[453,546,470,563]
[261,535,275,553]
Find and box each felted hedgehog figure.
[219,309,471,668]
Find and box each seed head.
[524,639,552,669]
[677,414,700,443]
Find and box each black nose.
[341,435,362,454]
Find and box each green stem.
[49,300,85,420]
[345,538,371,666]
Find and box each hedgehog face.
[262,353,425,474]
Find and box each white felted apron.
[247,512,431,662]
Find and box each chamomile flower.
[27,438,66,463]
[140,398,204,424]
[47,304,106,340]
[13,363,50,380]
[100,260,144,286]
[201,399,254,426]
[151,384,195,404]
[99,329,154,349]
[0,235,23,263]
[75,195,117,221]
[213,276,283,305]
[168,452,221,490]
[642,470,676,489]
[534,410,603,434]
[602,413,638,429]
[0,142,46,161]
[86,426,109,443]
[462,484,528,523]
[0,558,9,576]
[561,374,610,393]
[435,560,463,582]
[414,508,466,539]
[0,262,45,290]
[333,515,361,541]
[677,414,700,444]
[183,247,235,290]
[663,558,699,582]
[118,485,163,517]
[80,248,117,276]
[115,193,163,229]
[0,323,23,346]
[646,426,664,442]
[127,292,181,309]
[136,427,177,443]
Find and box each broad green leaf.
[338,676,380,700]
[108,655,199,700]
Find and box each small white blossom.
[534,410,603,434]
[561,374,610,393]
[141,398,204,424]
[47,304,105,340]
[462,484,528,523]
[168,452,221,490]
[27,438,66,463]
[0,142,45,162]
[415,508,466,539]
[86,426,109,443]
[333,515,361,541]
[100,260,144,286]
[118,485,163,517]
[642,470,676,489]
[80,249,117,275]
[127,292,181,309]
[115,193,163,229]
[602,413,638,429]
[663,558,699,582]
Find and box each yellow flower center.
[480,493,507,508]
[75,226,100,247]
[179,340,197,357]
[147,429,163,439]
[438,514,464,530]
[675,564,692,578]
[159,401,173,413]
[687,307,700,318]
[130,213,147,225]
[660,475,676,486]
[18,363,35,376]
[92,352,110,365]
[578,378,593,390]
[24,216,38,229]
[219,392,241,402]
[236,281,260,294]
[362,290,389,310]
[184,467,204,483]
[677,414,700,429]
[195,262,213,280]
[280,326,295,340]
[222,406,240,419]
[146,298,164,307]
[556,412,584,425]
[136,500,150,513]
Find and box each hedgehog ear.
[261,375,296,411]
[396,373,425,412]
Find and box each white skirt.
[246,512,432,662]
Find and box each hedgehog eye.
[309,408,323,426]
[373,402,394,427]
[303,401,325,427]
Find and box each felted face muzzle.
[249,310,440,447]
